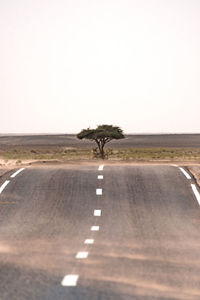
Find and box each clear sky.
[0,0,200,134]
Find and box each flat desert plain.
[0,133,200,149]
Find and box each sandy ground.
[0,159,15,176]
[188,166,200,186]
[0,168,10,177]
[0,159,35,176]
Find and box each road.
[0,164,200,299]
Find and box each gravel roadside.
[188,166,200,186]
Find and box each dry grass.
[0,147,200,162]
[107,148,200,161]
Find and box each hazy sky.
[0,0,200,133]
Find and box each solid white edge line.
[94,209,101,216]
[76,252,88,259]
[91,226,99,231]
[10,168,25,178]
[84,239,94,244]
[0,180,10,194]
[98,165,104,171]
[61,274,79,286]
[179,167,191,180]
[191,184,200,205]
[98,175,103,179]
[96,188,102,195]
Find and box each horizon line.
[0,132,200,136]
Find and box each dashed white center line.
[98,165,104,171]
[0,180,10,194]
[91,226,99,231]
[76,252,88,259]
[96,188,102,195]
[179,167,191,180]
[191,184,200,205]
[94,209,101,216]
[61,275,79,286]
[10,168,25,178]
[62,165,105,288]
[84,239,94,244]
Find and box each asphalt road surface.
[0,164,200,300]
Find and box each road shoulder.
[188,166,200,187]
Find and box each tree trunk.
[95,140,105,159]
[99,144,105,159]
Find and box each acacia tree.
[77,124,125,159]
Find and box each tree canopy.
[77,124,125,159]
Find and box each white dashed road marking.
[84,239,94,244]
[179,167,191,180]
[91,226,99,231]
[76,252,88,259]
[0,180,10,194]
[62,165,104,287]
[191,184,200,205]
[96,188,102,195]
[10,168,25,178]
[98,165,104,171]
[94,209,101,216]
[61,275,79,286]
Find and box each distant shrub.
[30,149,37,154]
